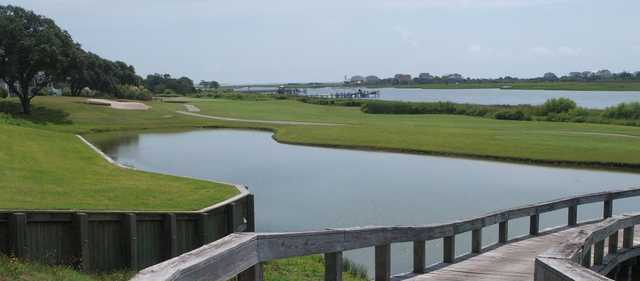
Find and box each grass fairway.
[185,98,640,168]
[0,122,238,210]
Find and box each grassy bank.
[263,256,368,281]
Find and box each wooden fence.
[0,189,254,272]
[535,213,640,281]
[132,187,640,281]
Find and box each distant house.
[443,73,464,81]
[365,75,380,84]
[596,69,613,79]
[394,74,412,83]
[350,75,365,84]
[418,73,434,80]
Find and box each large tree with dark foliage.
[0,5,76,114]
[144,73,195,95]
[66,48,140,96]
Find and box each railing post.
[375,244,391,281]
[594,240,605,265]
[123,213,138,270]
[73,213,89,270]
[164,214,177,259]
[499,221,508,243]
[238,263,264,281]
[623,226,635,249]
[530,214,539,236]
[9,213,27,258]
[609,230,619,255]
[603,199,613,218]
[227,202,238,233]
[582,245,592,267]
[324,252,343,281]
[413,240,425,274]
[472,228,482,254]
[568,205,578,226]
[443,235,455,263]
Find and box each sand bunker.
[86,99,150,110]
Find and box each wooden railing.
[535,213,640,281]
[132,187,640,281]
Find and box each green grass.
[0,255,133,281]
[395,81,640,91]
[185,98,640,168]
[0,122,238,210]
[263,256,368,281]
[3,95,640,211]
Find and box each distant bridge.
[132,188,640,281]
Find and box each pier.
[133,187,640,281]
[306,89,381,99]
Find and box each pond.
[94,129,640,276]
[304,87,640,109]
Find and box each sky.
[6,0,640,84]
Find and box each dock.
[133,187,640,281]
[305,89,380,99]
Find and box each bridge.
[132,188,640,281]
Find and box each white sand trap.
[86,98,150,110]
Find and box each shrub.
[493,109,529,121]
[0,88,7,99]
[603,102,640,120]
[115,85,152,101]
[542,98,576,115]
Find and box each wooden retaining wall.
[0,193,254,272]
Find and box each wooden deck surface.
[394,223,640,281]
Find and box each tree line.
[0,5,216,114]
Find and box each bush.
[493,109,530,121]
[361,101,458,114]
[0,88,7,99]
[542,98,576,115]
[115,85,152,101]
[603,102,640,120]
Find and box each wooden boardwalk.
[395,223,639,281]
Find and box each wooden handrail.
[132,187,640,281]
[535,213,640,280]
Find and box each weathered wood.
[375,244,391,281]
[197,213,210,245]
[123,213,138,269]
[74,213,89,270]
[608,231,618,255]
[472,228,482,254]
[238,264,263,281]
[443,235,455,263]
[164,214,177,259]
[227,202,238,233]
[246,194,255,232]
[594,240,605,265]
[530,214,540,236]
[324,252,342,281]
[568,205,578,226]
[499,221,509,243]
[623,226,634,249]
[604,199,613,219]
[131,233,259,281]
[9,213,26,258]
[413,240,426,274]
[582,246,592,267]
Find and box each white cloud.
[394,26,420,48]
[380,0,572,8]
[528,46,583,57]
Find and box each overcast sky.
[7,0,640,84]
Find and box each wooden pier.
[132,187,640,281]
[306,89,381,99]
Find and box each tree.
[542,72,559,81]
[0,5,75,114]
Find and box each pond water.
[95,129,640,276]
[303,87,640,109]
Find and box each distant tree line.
[0,5,214,114]
[349,70,640,87]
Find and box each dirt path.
[175,110,343,126]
